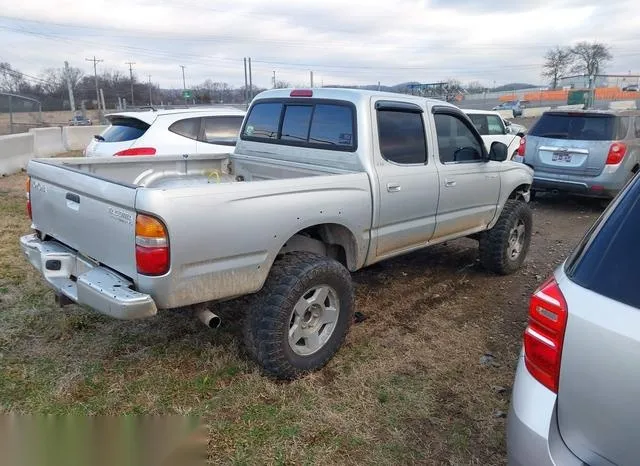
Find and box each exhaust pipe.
[196,306,221,329]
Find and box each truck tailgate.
[28,160,138,280]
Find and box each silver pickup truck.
[21,88,533,379]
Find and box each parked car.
[84,107,246,157]
[507,169,640,466]
[463,109,524,159]
[493,100,524,117]
[22,88,533,379]
[68,115,92,126]
[622,84,638,92]
[520,109,640,198]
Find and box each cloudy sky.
[0,0,639,90]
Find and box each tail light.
[524,276,568,393]
[606,142,627,165]
[516,136,526,157]
[26,176,32,220]
[114,147,156,156]
[135,214,169,275]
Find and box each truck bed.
[26,153,371,309]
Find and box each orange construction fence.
[498,88,639,102]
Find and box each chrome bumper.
[20,234,157,320]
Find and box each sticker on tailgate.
[108,207,133,225]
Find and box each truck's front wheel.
[479,200,532,275]
[244,252,354,379]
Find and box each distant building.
[559,73,640,89]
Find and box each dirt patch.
[0,172,603,464]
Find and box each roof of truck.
[253,88,458,108]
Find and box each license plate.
[552,152,572,162]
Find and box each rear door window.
[566,174,640,309]
[169,117,201,140]
[200,116,244,145]
[530,113,616,141]
[101,117,150,142]
[377,110,427,164]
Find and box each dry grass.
[0,172,602,465]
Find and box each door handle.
[444,179,456,187]
[387,183,401,192]
[485,174,498,179]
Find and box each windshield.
[529,113,617,140]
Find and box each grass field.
[0,171,600,464]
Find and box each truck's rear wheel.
[243,252,354,379]
[479,200,532,275]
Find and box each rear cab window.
[566,173,640,309]
[102,117,150,142]
[530,113,620,141]
[241,99,356,151]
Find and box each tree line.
[543,41,613,89]
[0,62,275,111]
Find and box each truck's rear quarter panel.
[136,172,372,309]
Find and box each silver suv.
[507,171,640,465]
[522,110,640,199]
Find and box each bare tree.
[570,41,612,80]
[0,62,26,93]
[274,80,291,89]
[543,47,573,89]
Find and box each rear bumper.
[531,166,629,198]
[20,234,157,320]
[507,355,583,466]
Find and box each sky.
[0,0,639,90]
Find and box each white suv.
[85,107,246,157]
[463,109,524,160]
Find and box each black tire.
[479,200,532,275]
[529,189,537,201]
[243,252,354,380]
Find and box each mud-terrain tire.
[479,200,532,275]
[243,252,354,379]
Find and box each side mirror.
[504,120,512,126]
[489,141,509,162]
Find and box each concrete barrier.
[62,125,108,151]
[0,133,35,176]
[30,127,64,156]
[522,106,551,118]
[609,100,637,110]
[555,104,584,111]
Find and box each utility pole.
[248,57,253,101]
[125,61,136,106]
[243,58,248,103]
[180,65,187,103]
[148,75,153,106]
[272,70,276,89]
[64,61,76,112]
[310,71,314,88]
[180,65,186,90]
[85,56,103,114]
